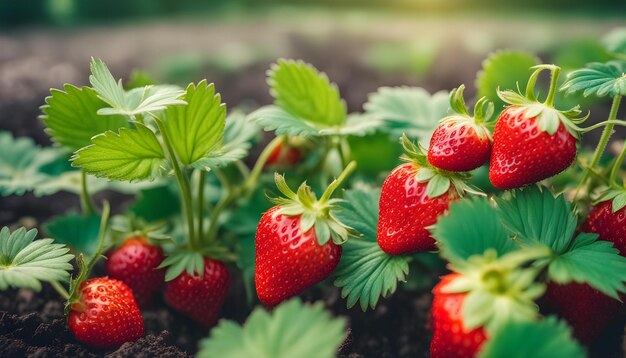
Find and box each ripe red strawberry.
[489,65,585,190]
[164,257,230,329]
[582,199,626,256]
[105,237,165,306]
[267,142,302,167]
[68,277,144,348]
[255,162,355,306]
[543,282,620,343]
[428,85,493,172]
[377,163,458,254]
[430,274,487,358]
[255,207,342,305]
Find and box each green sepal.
[478,316,585,358]
[593,186,626,212]
[497,64,587,137]
[0,227,74,292]
[443,84,493,139]
[159,247,236,281]
[268,163,356,246]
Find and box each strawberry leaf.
[0,227,74,291]
[478,316,585,358]
[198,298,347,358]
[363,86,450,142]
[476,50,540,115]
[561,61,626,97]
[603,28,626,58]
[248,105,319,137]
[0,132,61,196]
[163,80,226,165]
[268,59,346,126]
[71,123,166,182]
[90,58,186,117]
[333,189,410,310]
[44,213,102,257]
[495,187,576,254]
[432,197,515,266]
[128,185,180,222]
[39,85,129,151]
[547,232,626,299]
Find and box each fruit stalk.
[320,160,357,203]
[243,136,284,194]
[79,171,95,216]
[198,170,206,242]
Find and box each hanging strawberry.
[428,84,494,172]
[489,65,587,190]
[377,135,482,255]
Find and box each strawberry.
[430,274,487,358]
[164,257,231,329]
[255,162,356,306]
[488,65,585,190]
[267,142,302,167]
[542,281,620,344]
[428,85,493,172]
[105,237,165,306]
[377,136,479,255]
[582,198,626,256]
[68,277,144,349]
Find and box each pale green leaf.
[478,317,585,358]
[0,227,74,291]
[363,86,450,142]
[198,299,347,358]
[547,232,626,299]
[268,59,346,126]
[44,213,101,257]
[603,27,626,57]
[561,61,626,97]
[432,197,515,266]
[40,85,129,151]
[71,123,165,181]
[318,113,383,137]
[163,80,226,165]
[248,105,319,137]
[333,189,410,310]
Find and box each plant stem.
[197,170,206,243]
[575,95,622,200]
[206,168,235,243]
[86,201,110,272]
[580,119,626,133]
[610,139,626,186]
[320,161,357,204]
[242,136,283,194]
[153,117,197,248]
[51,280,70,300]
[79,171,95,216]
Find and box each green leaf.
[317,113,383,137]
[495,187,576,255]
[333,189,410,310]
[476,51,540,114]
[0,132,60,196]
[548,232,626,299]
[44,213,101,257]
[0,227,74,291]
[363,86,450,142]
[432,197,515,266]
[40,85,129,151]
[89,58,186,116]
[268,59,346,126]
[163,80,226,165]
[198,299,347,358]
[248,105,319,138]
[603,27,626,57]
[128,185,180,222]
[561,61,626,97]
[72,123,166,181]
[478,316,585,358]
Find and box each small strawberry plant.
[1,28,626,357]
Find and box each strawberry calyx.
[593,186,626,212]
[401,134,484,198]
[441,247,550,333]
[158,245,235,281]
[270,161,357,246]
[442,84,494,140]
[497,64,589,138]
[110,215,172,247]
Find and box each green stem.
[580,119,626,133]
[544,66,560,107]
[320,161,357,204]
[50,280,70,300]
[575,95,622,200]
[242,136,283,194]
[206,168,236,243]
[197,170,206,243]
[86,201,110,272]
[79,171,95,216]
[610,139,626,186]
[153,116,197,248]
